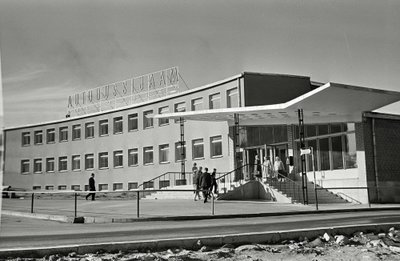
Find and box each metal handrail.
[137,171,192,189]
[266,172,303,203]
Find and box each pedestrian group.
[192,163,218,203]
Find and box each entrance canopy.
[154,83,400,126]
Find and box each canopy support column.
[180,117,186,180]
[233,113,242,181]
[298,109,308,205]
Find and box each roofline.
[363,111,400,121]
[5,73,243,131]
[242,71,310,79]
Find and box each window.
[33,186,41,190]
[46,129,55,143]
[128,182,138,190]
[99,184,108,191]
[99,119,109,136]
[45,185,54,190]
[85,122,95,139]
[114,116,123,134]
[46,158,55,173]
[143,110,153,129]
[34,130,43,145]
[34,159,42,173]
[114,150,123,168]
[192,138,204,159]
[159,144,169,163]
[72,155,81,171]
[71,185,81,191]
[84,185,89,191]
[99,152,108,169]
[158,106,170,126]
[128,148,138,166]
[22,132,30,146]
[318,125,329,136]
[331,136,344,170]
[306,139,318,171]
[58,185,67,190]
[344,133,357,169]
[306,125,317,137]
[72,124,81,140]
[319,138,330,171]
[85,154,94,170]
[191,98,203,111]
[174,102,186,123]
[143,146,154,165]
[330,124,342,134]
[227,88,239,108]
[58,156,68,171]
[210,136,222,157]
[113,183,123,191]
[59,127,68,142]
[175,142,186,162]
[209,93,221,109]
[128,113,138,131]
[21,160,30,174]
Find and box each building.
[4,71,400,203]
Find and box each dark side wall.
[363,112,400,203]
[243,73,313,106]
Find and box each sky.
[0,0,399,127]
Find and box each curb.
[1,222,400,258]
[3,206,400,223]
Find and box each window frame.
[72,124,81,140]
[33,158,43,173]
[85,153,95,170]
[158,106,170,126]
[34,130,43,145]
[98,152,109,169]
[128,148,139,166]
[21,159,30,174]
[113,116,123,134]
[46,128,55,144]
[192,138,205,159]
[85,122,95,139]
[59,127,68,142]
[143,110,154,129]
[210,135,223,158]
[143,146,154,165]
[209,93,221,109]
[46,157,55,173]
[21,132,31,146]
[58,156,68,172]
[113,150,124,168]
[99,119,109,136]
[71,155,81,171]
[128,113,138,132]
[159,144,170,164]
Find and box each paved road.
[1,210,400,250]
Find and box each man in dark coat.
[85,173,96,201]
[200,168,212,203]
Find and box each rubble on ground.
[5,227,400,260]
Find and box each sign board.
[66,67,179,116]
[300,147,312,155]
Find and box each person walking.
[210,168,218,195]
[85,173,96,201]
[200,167,211,203]
[193,165,202,201]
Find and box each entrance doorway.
[242,144,288,179]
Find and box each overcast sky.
[0,0,399,127]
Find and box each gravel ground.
[4,227,400,261]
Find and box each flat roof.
[154,83,400,126]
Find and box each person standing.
[274,157,286,182]
[200,167,212,203]
[262,156,273,181]
[254,155,262,180]
[85,173,96,201]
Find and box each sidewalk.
[2,197,400,223]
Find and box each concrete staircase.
[267,179,349,204]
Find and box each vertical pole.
[180,117,185,181]
[211,193,215,215]
[298,109,308,204]
[136,191,140,218]
[31,193,34,213]
[312,147,318,210]
[74,193,77,218]
[367,188,371,208]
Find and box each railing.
[215,164,251,194]
[137,172,194,190]
[2,189,218,220]
[315,187,371,210]
[266,173,303,203]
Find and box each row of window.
[21,88,238,146]
[33,182,138,192]
[295,133,357,172]
[21,136,223,174]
